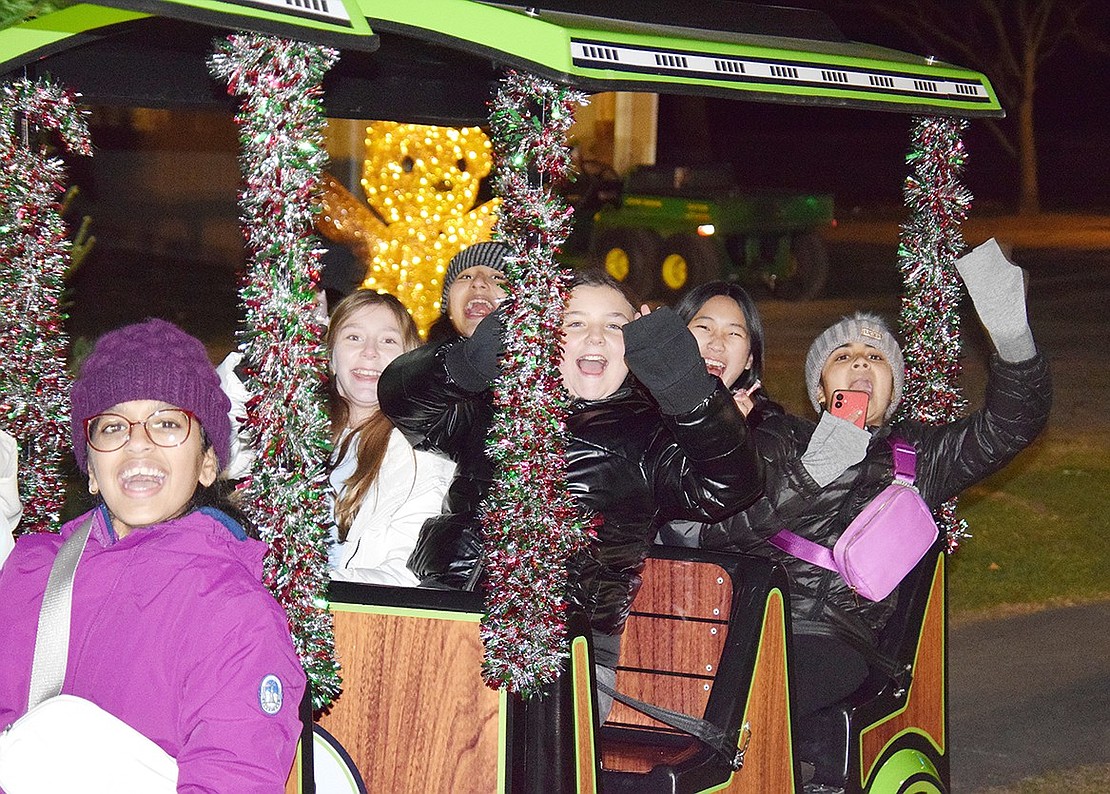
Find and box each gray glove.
[955,238,1036,362]
[801,411,871,488]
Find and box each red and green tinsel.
[480,71,594,695]
[895,116,972,552]
[209,34,341,708]
[0,78,91,534]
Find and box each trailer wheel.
[773,232,829,300]
[591,228,661,299]
[658,233,721,297]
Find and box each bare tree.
[852,0,1098,215]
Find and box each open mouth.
[703,357,726,378]
[849,378,873,394]
[350,368,382,382]
[119,464,167,496]
[464,298,495,319]
[576,354,607,376]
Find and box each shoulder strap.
[767,528,836,572]
[27,516,94,709]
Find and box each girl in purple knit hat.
[0,318,305,793]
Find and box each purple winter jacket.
[0,506,306,793]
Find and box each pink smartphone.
[830,389,869,429]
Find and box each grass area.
[972,764,1110,794]
[948,432,1110,619]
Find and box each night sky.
[654,1,1109,212]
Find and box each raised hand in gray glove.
[444,302,509,392]
[622,305,716,414]
[955,237,1036,362]
[801,410,872,488]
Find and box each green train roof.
[0,0,1003,120]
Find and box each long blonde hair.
[326,290,421,540]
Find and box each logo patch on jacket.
[259,674,284,715]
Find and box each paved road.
[948,601,1110,791]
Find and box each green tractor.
[587,163,835,300]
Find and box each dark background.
[654,1,1110,211]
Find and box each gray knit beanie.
[804,311,905,419]
[439,241,511,312]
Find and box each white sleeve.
[216,351,255,480]
[331,444,453,588]
[0,429,21,567]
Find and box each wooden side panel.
[608,558,731,730]
[630,558,733,618]
[859,556,946,784]
[723,589,795,793]
[620,613,728,674]
[283,746,300,794]
[608,668,716,730]
[317,608,502,793]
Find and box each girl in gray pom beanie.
[683,239,1052,727]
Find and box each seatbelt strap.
[596,679,744,771]
[27,516,94,709]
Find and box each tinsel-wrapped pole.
[896,115,972,552]
[208,35,341,708]
[480,71,593,695]
[0,79,91,534]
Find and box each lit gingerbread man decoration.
[318,121,499,332]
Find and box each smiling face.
[818,341,895,426]
[331,303,410,425]
[446,265,508,337]
[86,399,217,539]
[558,284,636,401]
[686,294,754,389]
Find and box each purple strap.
[768,527,836,570]
[890,437,916,484]
[768,437,916,572]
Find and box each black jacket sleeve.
[377,342,488,459]
[647,382,764,523]
[911,352,1052,507]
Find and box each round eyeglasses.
[84,408,196,453]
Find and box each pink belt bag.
[769,438,939,602]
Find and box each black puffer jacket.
[378,342,764,636]
[700,353,1051,653]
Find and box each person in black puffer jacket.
[378,269,764,718]
[692,238,1051,719]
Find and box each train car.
[0,2,1001,791]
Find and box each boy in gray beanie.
[431,241,511,341]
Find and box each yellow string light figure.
[318,122,500,333]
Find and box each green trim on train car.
[1,0,1003,117]
[0,5,147,73]
[859,555,947,789]
[704,586,795,792]
[867,748,944,793]
[570,634,599,794]
[353,0,1002,115]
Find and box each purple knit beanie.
[70,318,231,473]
